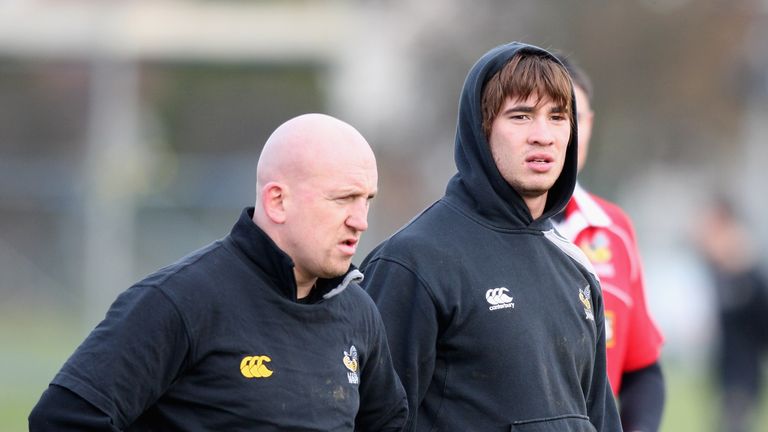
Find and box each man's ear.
[260,182,287,224]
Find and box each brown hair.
[481,52,573,137]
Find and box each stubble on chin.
[508,179,552,199]
[319,259,352,280]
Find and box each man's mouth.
[526,154,553,163]
[526,154,555,173]
[339,238,358,255]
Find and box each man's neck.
[294,271,316,300]
[524,194,548,220]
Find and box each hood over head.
[444,41,578,231]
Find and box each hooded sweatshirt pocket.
[510,414,596,432]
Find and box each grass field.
[1,307,85,431]
[659,359,768,432]
[3,307,766,431]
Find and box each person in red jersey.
[554,54,665,432]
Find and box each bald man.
[30,114,408,431]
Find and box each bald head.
[256,113,375,194]
[252,113,378,296]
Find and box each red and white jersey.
[556,184,663,394]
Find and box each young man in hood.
[360,42,621,431]
[29,113,408,431]
[554,54,665,432]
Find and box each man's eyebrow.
[499,105,535,116]
[499,104,567,116]
[331,187,375,198]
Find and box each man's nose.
[528,117,555,145]
[346,200,369,231]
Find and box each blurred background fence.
[2,0,768,430]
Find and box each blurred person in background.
[360,42,620,431]
[694,196,768,432]
[29,113,408,431]
[553,54,666,432]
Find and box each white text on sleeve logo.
[486,287,515,311]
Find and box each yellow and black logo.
[343,346,360,384]
[240,355,273,378]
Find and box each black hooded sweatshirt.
[360,42,621,431]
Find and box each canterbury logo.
[240,355,273,378]
[486,287,514,311]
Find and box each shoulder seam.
[136,283,197,369]
[366,255,442,310]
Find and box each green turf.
[658,359,717,431]
[659,358,768,432]
[1,307,85,431]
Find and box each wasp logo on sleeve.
[343,345,359,384]
[240,355,273,378]
[486,287,515,311]
[579,285,595,321]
